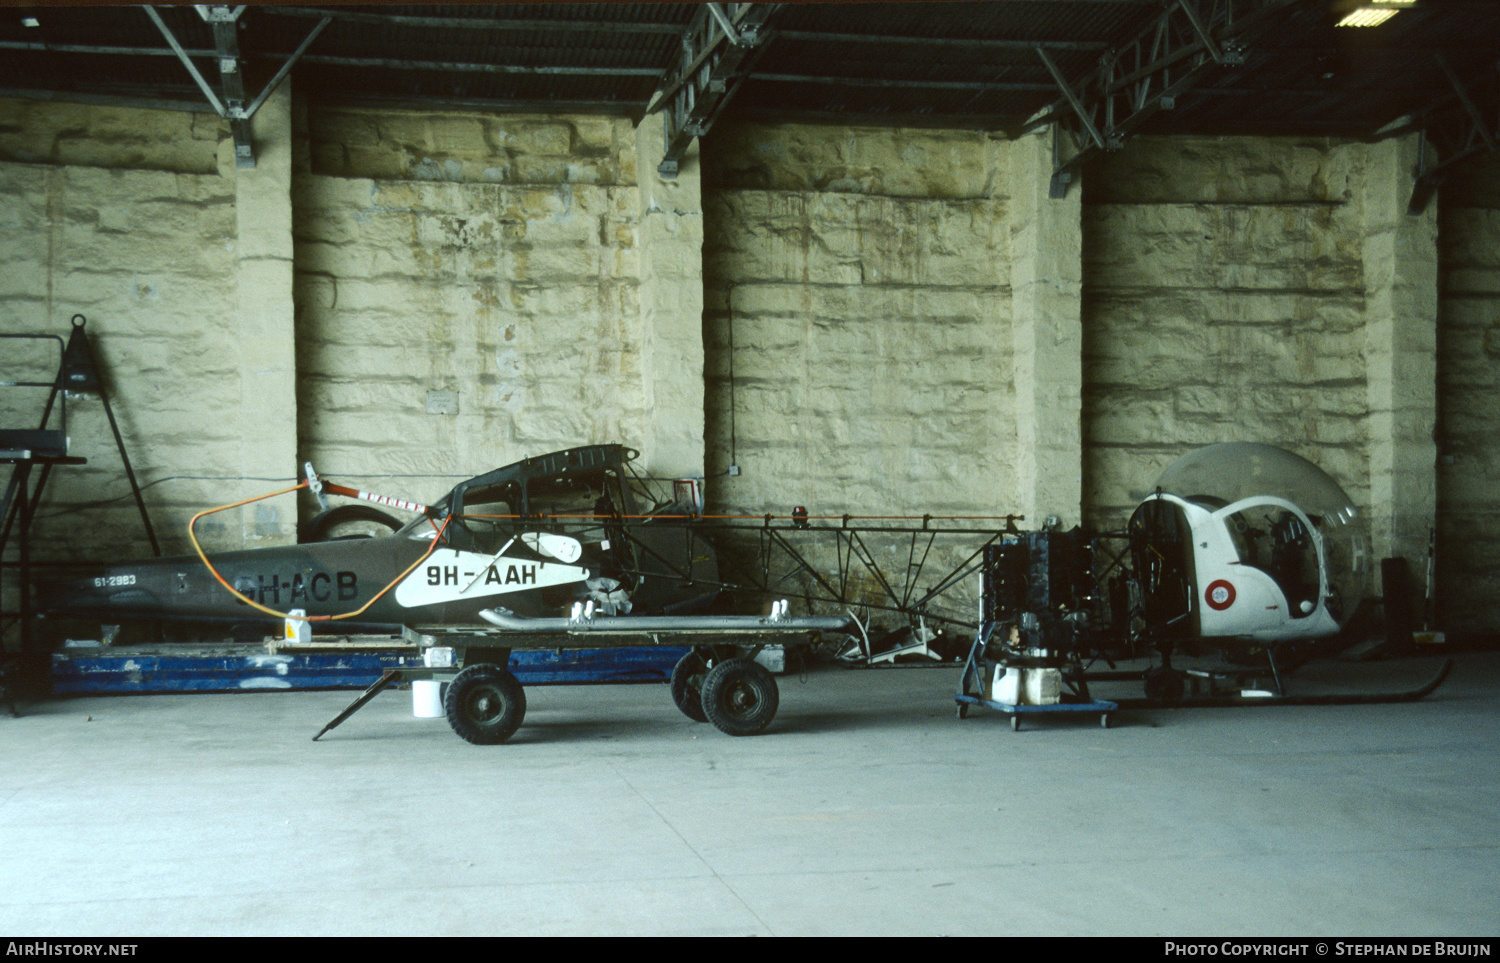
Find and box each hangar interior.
[1,1,1499,937]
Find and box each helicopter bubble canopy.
[1146,443,1370,640]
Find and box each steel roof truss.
[261,6,684,36]
[651,3,781,177]
[200,5,255,168]
[243,15,332,121]
[1033,0,1294,198]
[145,6,331,169]
[1409,57,1500,214]
[144,5,225,117]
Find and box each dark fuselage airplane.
[38,445,720,634]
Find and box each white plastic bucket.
[413,647,455,718]
[412,680,444,718]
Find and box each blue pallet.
[50,646,689,694]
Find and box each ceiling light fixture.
[1336,0,1416,28]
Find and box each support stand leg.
[313,669,402,741]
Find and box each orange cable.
[188,482,451,622]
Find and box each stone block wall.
[698,124,1017,622]
[292,106,657,508]
[701,124,1017,518]
[1436,153,1500,637]
[1081,137,1373,528]
[1082,134,1449,630]
[0,94,707,653]
[0,102,249,562]
[3,89,1497,645]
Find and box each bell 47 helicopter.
[1123,441,1372,653]
[962,442,1450,714]
[37,442,1449,743]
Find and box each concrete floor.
[1,651,1496,937]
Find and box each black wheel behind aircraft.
[1143,665,1186,704]
[301,504,403,542]
[670,650,709,723]
[446,663,526,744]
[700,657,779,736]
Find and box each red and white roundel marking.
[1205,579,1236,611]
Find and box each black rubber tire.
[302,504,403,542]
[670,651,709,723]
[700,657,779,736]
[1143,665,1186,704]
[445,663,526,745]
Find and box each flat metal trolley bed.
[954,624,1116,731]
[954,691,1117,731]
[312,605,848,744]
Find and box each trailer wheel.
[700,657,779,736]
[446,663,526,744]
[670,651,709,723]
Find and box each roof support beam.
[1408,57,1500,214]
[753,73,1055,93]
[648,3,781,178]
[774,30,1109,53]
[294,55,659,78]
[145,5,329,168]
[144,5,225,116]
[245,13,331,119]
[199,5,254,168]
[261,6,684,36]
[1024,0,1300,198]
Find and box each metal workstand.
[3,316,156,699]
[954,623,1116,731]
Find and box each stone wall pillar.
[1009,129,1084,526]
[1362,133,1439,583]
[632,112,706,481]
[232,81,298,545]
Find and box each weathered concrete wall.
[0,98,223,174]
[1081,138,1377,530]
[1,95,710,652]
[0,94,315,652]
[1,94,707,569]
[293,106,702,507]
[1436,152,1500,638]
[233,83,300,552]
[633,115,706,480]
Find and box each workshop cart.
[954,623,1116,731]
